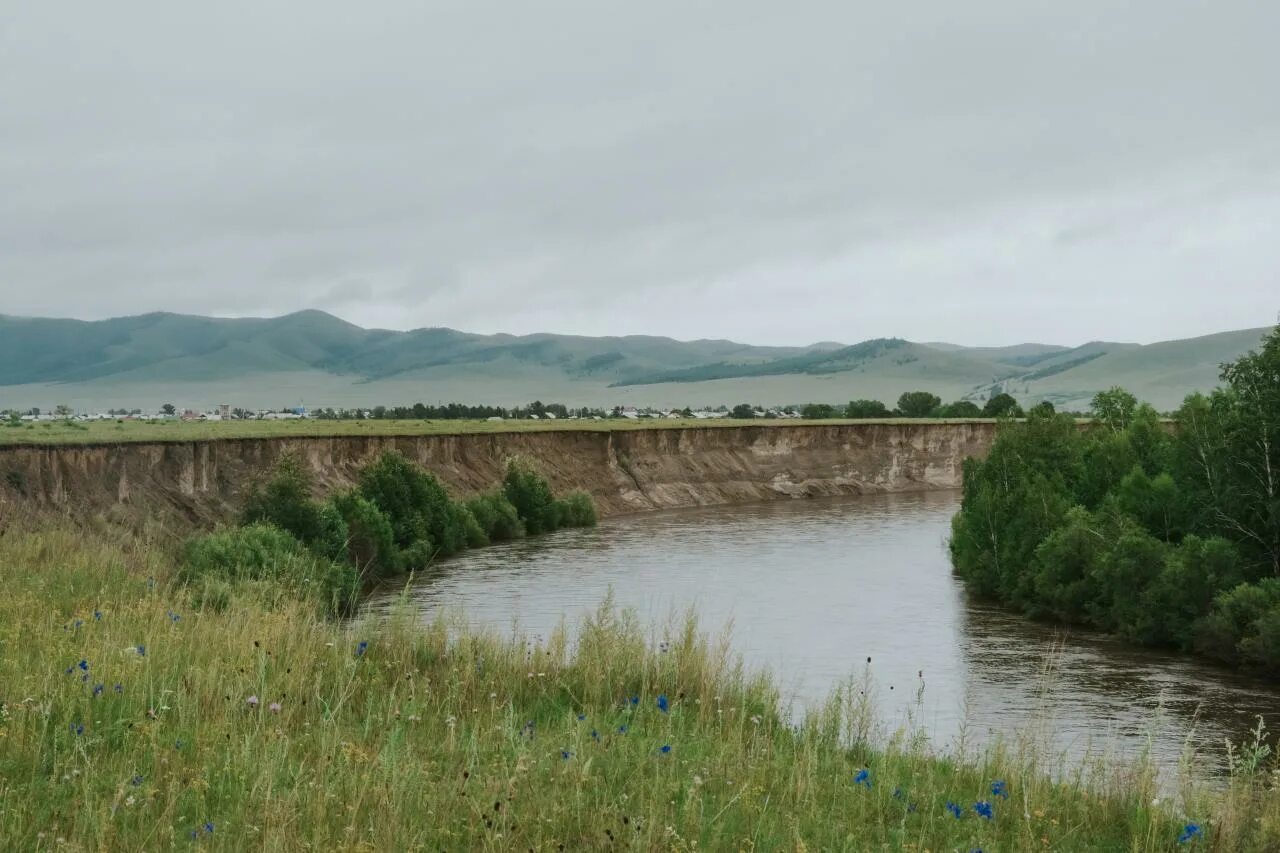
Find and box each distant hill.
[0,311,1269,412]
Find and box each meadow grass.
[0,416,1002,447]
[1,522,1276,850]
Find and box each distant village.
[4,402,810,423]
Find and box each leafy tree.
[241,455,347,561]
[937,401,982,418]
[730,403,756,419]
[465,492,525,541]
[329,490,399,578]
[983,393,1023,418]
[359,451,466,556]
[896,391,942,418]
[1091,387,1139,432]
[800,403,839,419]
[161,403,176,416]
[503,459,561,535]
[846,399,890,419]
[1030,401,1056,417]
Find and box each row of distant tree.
[729,392,1049,420]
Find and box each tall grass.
[1,522,1276,850]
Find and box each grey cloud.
[1,1,1277,344]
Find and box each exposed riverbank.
[0,421,997,527]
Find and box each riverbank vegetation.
[181,452,596,617]
[952,326,1280,673]
[4,518,1277,850]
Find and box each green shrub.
[241,455,346,559]
[359,451,467,556]
[454,503,489,548]
[1195,579,1280,670]
[181,523,358,615]
[465,492,525,541]
[328,489,399,580]
[557,491,598,528]
[503,459,561,535]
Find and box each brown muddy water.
[364,490,1280,776]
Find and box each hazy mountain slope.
[0,311,815,386]
[995,327,1272,410]
[615,339,1021,387]
[921,342,1070,365]
[0,311,1267,412]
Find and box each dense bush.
[183,450,597,613]
[465,492,525,542]
[240,455,347,560]
[329,489,399,578]
[359,451,468,557]
[182,523,359,615]
[951,325,1280,672]
[897,391,942,418]
[845,399,890,418]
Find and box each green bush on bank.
[951,324,1280,672]
[183,451,596,614]
[180,522,359,615]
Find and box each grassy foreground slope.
[0,521,1274,850]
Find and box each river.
[364,490,1280,777]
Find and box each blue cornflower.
[113,683,123,693]
[974,801,994,820]
[175,740,185,750]
[73,620,84,630]
[991,779,1009,799]
[92,683,104,697]
[577,714,586,721]
[629,695,639,706]
[69,722,84,736]
[618,724,628,734]
[945,801,963,819]
[136,644,146,656]
[168,611,181,623]
[65,666,73,675]
[591,729,600,742]
[94,610,103,621]
[131,775,144,786]
[657,694,669,714]
[561,750,573,760]
[1178,823,1203,844]
[853,768,871,789]
[355,640,368,657]
[659,744,672,754]
[892,787,905,801]
[78,659,89,672]
[203,822,214,834]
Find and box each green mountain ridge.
[0,311,1269,412]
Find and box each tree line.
[729,391,1034,420]
[181,452,596,615]
[950,326,1280,672]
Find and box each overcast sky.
[2,2,1277,346]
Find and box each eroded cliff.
[0,423,995,528]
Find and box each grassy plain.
[0,416,997,447]
[0,520,1275,850]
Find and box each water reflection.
[364,491,1280,775]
